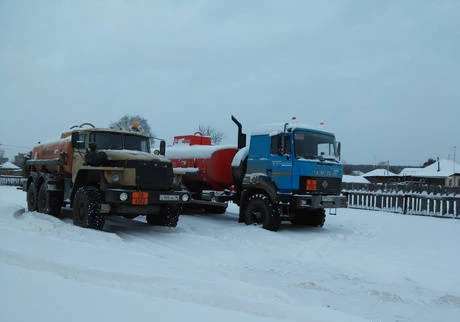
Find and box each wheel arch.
[239,174,279,223]
[71,170,104,204]
[242,174,279,205]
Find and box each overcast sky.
[1,0,459,165]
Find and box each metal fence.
[342,183,460,218]
[0,175,25,187]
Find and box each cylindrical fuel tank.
[166,144,238,192]
[30,136,73,174]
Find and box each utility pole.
[454,146,456,173]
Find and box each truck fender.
[25,173,39,190]
[70,170,104,203]
[241,174,279,206]
[231,147,248,191]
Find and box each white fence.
[0,175,25,187]
[343,183,460,218]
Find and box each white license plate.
[160,194,179,201]
[322,196,335,202]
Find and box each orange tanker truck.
[23,122,190,230]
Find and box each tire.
[291,209,325,227]
[72,187,105,230]
[204,204,228,214]
[37,183,63,217]
[310,209,326,227]
[147,206,180,227]
[27,182,38,212]
[245,195,281,231]
[48,191,63,217]
[146,213,162,225]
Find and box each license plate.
[160,194,179,201]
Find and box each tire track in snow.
[0,248,307,321]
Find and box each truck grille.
[298,176,342,195]
[126,160,174,190]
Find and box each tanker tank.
[165,134,238,193]
[28,134,73,174]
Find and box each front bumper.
[102,188,190,214]
[292,194,347,209]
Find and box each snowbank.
[1,186,460,321]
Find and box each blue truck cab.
[236,120,347,231]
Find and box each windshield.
[90,132,150,152]
[294,130,338,161]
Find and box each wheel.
[204,204,228,214]
[146,213,162,225]
[291,209,325,227]
[245,195,281,231]
[160,206,180,227]
[72,187,105,230]
[310,209,326,227]
[27,182,38,212]
[48,191,63,217]
[290,216,308,225]
[37,183,63,217]
[147,206,180,227]
[37,183,48,213]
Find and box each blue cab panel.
[246,125,342,194]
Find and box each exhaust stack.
[231,115,246,149]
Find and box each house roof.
[363,168,396,177]
[399,159,460,178]
[342,175,370,184]
[0,162,20,170]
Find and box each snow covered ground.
[1,185,459,322]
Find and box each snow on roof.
[250,122,334,136]
[399,159,460,178]
[342,175,370,184]
[0,162,20,170]
[363,168,396,177]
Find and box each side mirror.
[160,140,166,156]
[337,141,341,160]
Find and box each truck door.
[71,132,88,182]
[268,133,293,192]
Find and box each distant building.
[399,159,460,186]
[342,175,370,184]
[0,161,22,176]
[13,153,27,169]
[445,173,460,188]
[363,168,397,184]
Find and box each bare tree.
[110,115,155,145]
[198,125,224,145]
[422,158,436,168]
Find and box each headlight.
[181,194,190,202]
[112,173,120,182]
[119,192,128,201]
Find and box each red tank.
[29,132,74,174]
[165,133,237,192]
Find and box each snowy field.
[1,185,459,322]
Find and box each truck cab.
[24,123,189,231]
[238,121,347,231]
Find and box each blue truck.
[229,116,347,231]
[169,115,347,231]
